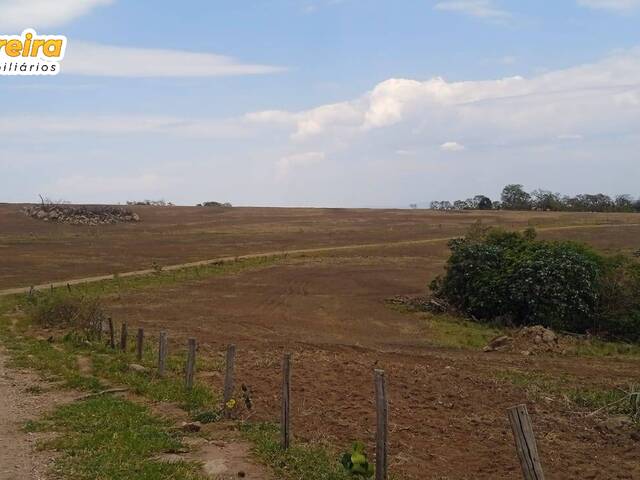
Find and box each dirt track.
[2,203,640,290]
[2,205,640,479]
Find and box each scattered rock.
[23,204,141,226]
[181,421,203,433]
[483,335,514,352]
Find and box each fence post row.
[158,331,168,377]
[108,317,115,349]
[223,344,237,418]
[185,338,197,390]
[374,369,388,480]
[120,321,128,351]
[508,404,546,480]
[281,353,292,450]
[136,328,144,361]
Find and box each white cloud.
[440,141,466,151]
[276,152,325,179]
[434,1,511,19]
[0,114,255,139]
[247,47,640,148]
[5,49,640,207]
[577,0,640,11]
[62,42,286,77]
[0,0,113,30]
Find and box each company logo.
[0,29,67,76]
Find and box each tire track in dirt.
[1,222,639,297]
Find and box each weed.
[241,422,351,480]
[28,396,206,480]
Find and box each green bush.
[431,227,640,341]
[25,290,106,333]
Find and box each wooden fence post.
[223,344,236,417]
[508,404,546,480]
[108,317,115,349]
[158,331,168,377]
[136,328,144,361]
[185,338,197,390]
[374,369,388,480]
[281,353,292,450]
[120,321,128,351]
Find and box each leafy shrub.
[431,227,640,341]
[25,290,106,334]
[341,442,374,478]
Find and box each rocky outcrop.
[23,204,140,226]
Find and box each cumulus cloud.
[0,0,112,30]
[276,152,325,179]
[246,47,640,150]
[62,42,286,77]
[577,0,640,11]
[440,142,466,151]
[434,1,511,20]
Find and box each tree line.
[429,184,640,213]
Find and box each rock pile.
[24,204,140,225]
[483,325,564,355]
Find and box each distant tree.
[429,201,441,210]
[634,198,640,212]
[531,190,563,211]
[615,194,634,212]
[409,203,418,209]
[475,195,493,210]
[453,200,468,210]
[501,184,532,210]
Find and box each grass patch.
[421,312,503,349]
[568,386,640,419]
[54,255,284,299]
[498,369,640,421]
[570,338,640,358]
[26,395,205,480]
[496,370,566,399]
[241,422,351,480]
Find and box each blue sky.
[1,0,639,206]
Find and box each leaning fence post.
[281,353,292,450]
[508,404,546,480]
[108,317,115,349]
[158,331,168,377]
[223,344,236,417]
[375,369,388,480]
[120,321,128,351]
[136,328,144,361]
[185,338,197,390]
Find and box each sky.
[1,0,639,207]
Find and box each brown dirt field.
[106,242,639,479]
[1,203,639,290]
[3,206,640,479]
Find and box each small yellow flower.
[225,398,236,410]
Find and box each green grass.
[568,387,639,419]
[26,396,206,480]
[241,423,351,480]
[498,369,640,421]
[421,312,503,349]
[54,255,284,299]
[570,338,640,358]
[496,370,567,399]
